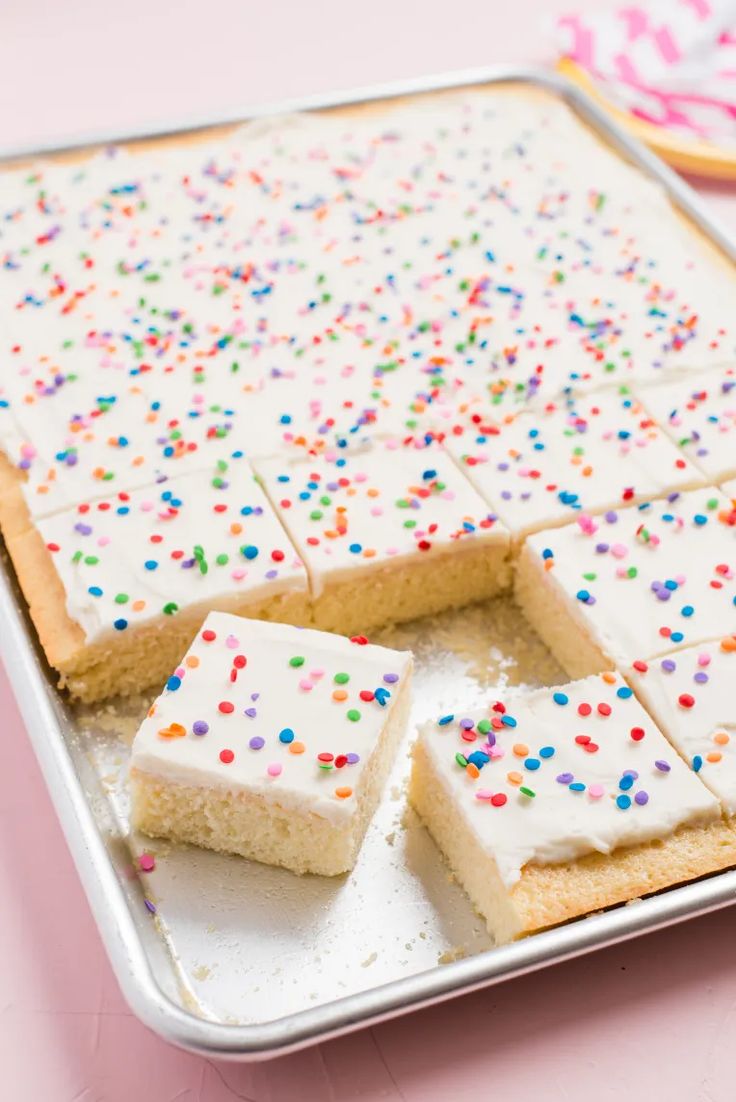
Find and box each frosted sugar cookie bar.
[130,612,412,875]
[445,387,704,544]
[7,460,309,701]
[515,488,736,680]
[254,439,512,635]
[626,635,736,813]
[635,365,736,484]
[410,671,734,943]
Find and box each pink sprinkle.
[267,763,282,777]
[475,788,493,800]
[310,668,325,680]
[231,568,246,580]
[139,854,155,872]
[611,543,628,559]
[226,634,239,649]
[698,652,711,667]
[140,500,154,512]
[299,678,313,691]
[589,784,604,799]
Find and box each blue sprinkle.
[616,794,632,810]
[438,714,454,726]
[542,548,554,560]
[619,774,634,791]
[501,714,517,727]
[539,746,555,759]
[113,618,128,631]
[144,560,158,571]
[88,586,103,597]
[349,543,362,554]
[671,631,684,643]
[242,545,259,560]
[569,782,586,792]
[616,686,633,699]
[279,728,295,744]
[693,754,703,773]
[524,758,541,771]
[553,692,569,706]
[681,605,694,617]
[166,675,182,692]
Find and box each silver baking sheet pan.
[2,66,736,1061]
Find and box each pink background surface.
[1,2,735,1098]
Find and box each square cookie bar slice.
[410,671,732,943]
[515,489,736,680]
[130,612,413,875]
[7,459,309,701]
[254,440,511,634]
[445,389,703,543]
[626,636,736,814]
[636,365,736,484]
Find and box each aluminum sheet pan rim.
[1,63,735,1060]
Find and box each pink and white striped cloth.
[556,0,736,146]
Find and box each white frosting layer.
[636,365,736,484]
[525,488,736,665]
[36,461,306,642]
[445,389,703,539]
[418,671,719,887]
[131,611,412,824]
[254,439,509,596]
[627,638,736,814]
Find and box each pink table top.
[2,2,735,1097]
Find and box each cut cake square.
[130,611,413,875]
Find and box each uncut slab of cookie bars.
[3,84,736,931]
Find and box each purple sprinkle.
[655,760,671,772]
[623,769,639,779]
[74,522,93,536]
[144,899,157,914]
[595,542,609,553]
[265,569,278,579]
[556,772,574,784]
[694,672,709,684]
[192,720,209,735]
[249,736,265,750]
[661,659,677,673]
[635,791,649,805]
[604,510,618,523]
[383,672,399,684]
[251,692,260,701]
[459,718,474,730]
[244,708,257,718]
[346,752,360,764]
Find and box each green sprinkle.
[289,656,305,667]
[455,753,468,768]
[163,602,178,615]
[215,553,229,566]
[477,719,491,734]
[334,672,349,684]
[519,786,536,798]
[347,709,361,722]
[114,593,129,604]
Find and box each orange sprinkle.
[602,671,617,684]
[507,771,523,785]
[332,689,348,702]
[335,786,353,799]
[706,752,722,763]
[714,732,730,745]
[289,741,306,755]
[512,743,529,757]
[158,723,186,739]
[466,763,480,779]
[230,522,243,535]
[185,655,200,669]
[721,636,736,652]
[131,599,146,612]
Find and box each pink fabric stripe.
[652,25,682,64]
[558,14,596,68]
[683,0,712,20]
[620,6,649,42]
[614,52,642,83]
